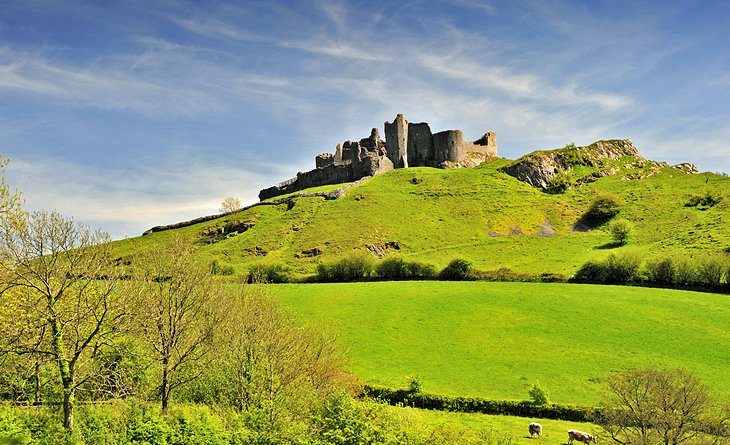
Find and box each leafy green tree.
[608,219,633,246]
[528,382,550,405]
[0,156,24,229]
[216,287,345,436]
[438,258,474,281]
[580,192,622,227]
[0,211,126,430]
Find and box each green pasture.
[394,406,600,445]
[269,281,730,405]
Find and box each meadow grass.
[269,281,730,405]
[391,406,600,445]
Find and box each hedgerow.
[572,253,729,292]
[363,386,598,422]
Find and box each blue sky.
[2,0,729,239]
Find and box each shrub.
[608,219,633,246]
[674,257,699,286]
[604,252,642,284]
[312,392,382,445]
[571,253,642,284]
[246,263,291,283]
[77,404,127,445]
[643,257,676,285]
[127,404,171,445]
[438,258,474,281]
[375,257,407,280]
[580,192,622,227]
[210,260,235,276]
[9,407,65,445]
[545,171,571,194]
[168,406,228,445]
[695,255,726,287]
[406,375,423,394]
[0,407,32,445]
[571,260,607,283]
[528,382,550,406]
[364,386,595,422]
[316,252,374,282]
[685,191,722,208]
[405,261,436,279]
[375,257,435,280]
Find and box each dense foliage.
[571,251,730,291]
[578,192,622,227]
[365,386,595,422]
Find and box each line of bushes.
[245,255,568,284]
[363,386,598,422]
[570,252,730,292]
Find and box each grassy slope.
[269,281,730,405]
[113,158,729,279]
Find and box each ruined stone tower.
[384,114,409,168]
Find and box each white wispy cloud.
[413,52,634,112]
[279,39,390,62]
[167,16,265,42]
[0,47,221,116]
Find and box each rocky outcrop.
[501,139,643,189]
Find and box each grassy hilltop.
[115,146,729,280]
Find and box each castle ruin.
[259,114,498,200]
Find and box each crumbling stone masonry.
[258,114,498,200]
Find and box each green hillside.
[268,281,730,405]
[114,151,729,280]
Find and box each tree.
[134,239,222,414]
[220,197,242,214]
[609,219,633,246]
[0,156,24,230]
[216,287,346,436]
[0,210,127,430]
[529,382,550,405]
[438,258,474,280]
[580,192,622,227]
[596,368,730,445]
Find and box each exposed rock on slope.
[501,140,643,189]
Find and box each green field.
[394,407,600,445]
[268,281,730,405]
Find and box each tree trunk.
[34,361,41,405]
[161,356,170,414]
[62,385,75,430]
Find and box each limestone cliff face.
[501,139,643,189]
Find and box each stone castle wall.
[258,114,498,200]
